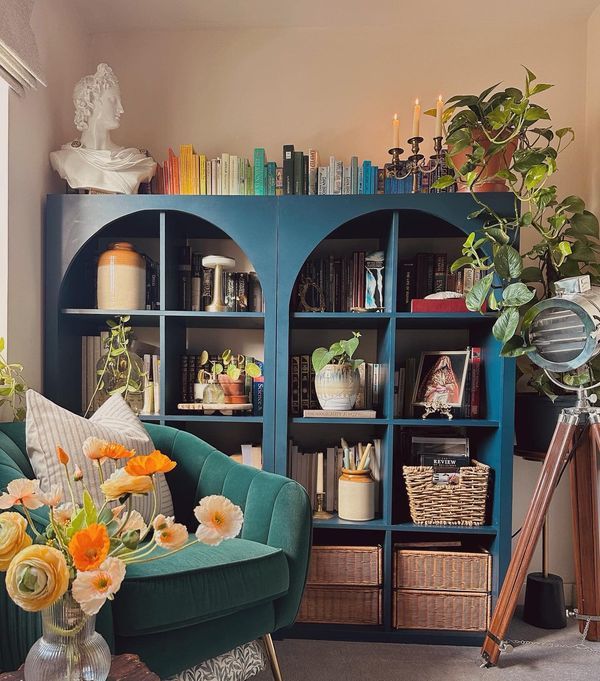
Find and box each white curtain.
[0,0,45,95]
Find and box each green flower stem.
[122,541,160,564]
[138,483,157,543]
[96,460,105,485]
[126,539,199,565]
[114,496,133,536]
[63,463,77,508]
[21,506,42,538]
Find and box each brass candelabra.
[385,136,445,193]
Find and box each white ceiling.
[70,0,600,33]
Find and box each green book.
[253,148,266,196]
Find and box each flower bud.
[120,529,140,550]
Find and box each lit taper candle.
[412,98,421,138]
[392,113,400,148]
[435,95,444,138]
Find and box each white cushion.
[25,390,174,519]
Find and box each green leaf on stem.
[570,210,599,238]
[465,273,493,312]
[502,282,535,307]
[521,267,543,282]
[493,308,520,342]
[451,256,473,273]
[500,335,536,357]
[431,175,456,190]
[494,245,522,279]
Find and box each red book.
[410,298,487,313]
[470,347,482,418]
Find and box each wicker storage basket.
[393,589,490,631]
[402,460,490,526]
[298,585,382,625]
[307,546,382,586]
[394,548,491,593]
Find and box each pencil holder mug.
[338,468,375,521]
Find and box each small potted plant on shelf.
[311,332,364,410]
[433,68,600,451]
[0,337,26,421]
[196,349,262,405]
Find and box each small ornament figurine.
[50,64,156,194]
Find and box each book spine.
[283,144,295,195]
[318,167,329,195]
[470,347,482,418]
[252,376,264,416]
[377,167,386,194]
[361,161,371,194]
[221,153,230,195]
[350,156,359,194]
[275,166,283,196]
[342,166,351,195]
[225,272,237,312]
[328,156,336,195]
[290,355,301,416]
[303,154,309,195]
[266,161,277,196]
[181,355,189,403]
[433,253,448,293]
[300,355,310,411]
[249,271,263,312]
[191,252,202,311]
[236,272,248,312]
[253,148,266,195]
[201,266,213,310]
[199,154,207,195]
[333,159,343,195]
[178,246,192,310]
[308,149,319,195]
[293,151,304,195]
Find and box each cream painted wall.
[88,19,591,601]
[7,0,89,389]
[586,5,600,213]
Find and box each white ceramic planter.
[314,363,360,410]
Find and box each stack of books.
[150,145,456,196]
[398,256,482,311]
[292,250,383,312]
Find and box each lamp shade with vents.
[523,275,600,373]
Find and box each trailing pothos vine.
[429,67,600,397]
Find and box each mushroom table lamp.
[202,255,236,312]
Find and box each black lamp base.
[522,572,567,629]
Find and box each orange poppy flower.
[68,523,110,572]
[125,450,177,476]
[56,446,70,465]
[101,442,135,460]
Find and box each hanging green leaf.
[494,245,522,280]
[502,283,535,307]
[465,273,494,312]
[493,308,520,343]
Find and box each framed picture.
[412,350,470,408]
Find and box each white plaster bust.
[50,63,156,194]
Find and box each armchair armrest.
[146,425,312,630]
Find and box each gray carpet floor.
[254,616,600,680]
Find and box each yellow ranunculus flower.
[100,468,153,501]
[6,545,69,612]
[0,512,32,571]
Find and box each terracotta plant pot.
[314,363,360,411]
[217,374,247,404]
[450,131,518,193]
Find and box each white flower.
[117,510,147,537]
[194,495,243,547]
[53,502,75,525]
[39,485,63,508]
[71,557,126,616]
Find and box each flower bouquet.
[0,438,243,681]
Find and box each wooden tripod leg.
[481,413,578,667]
[571,419,600,640]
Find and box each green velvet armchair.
[0,422,312,679]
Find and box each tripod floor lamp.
[481,275,600,667]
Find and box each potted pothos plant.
[431,67,600,450]
[196,349,262,404]
[311,332,364,411]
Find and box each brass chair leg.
[262,633,283,681]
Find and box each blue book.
[266,161,277,195]
[371,166,378,194]
[252,377,264,416]
[361,160,371,195]
[253,148,266,195]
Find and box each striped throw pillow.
[25,390,174,520]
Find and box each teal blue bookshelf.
[45,192,516,646]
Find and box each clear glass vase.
[95,349,145,415]
[24,592,111,681]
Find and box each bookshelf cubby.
[45,192,515,646]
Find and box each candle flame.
[393,113,398,120]
[415,98,419,105]
[438,94,443,102]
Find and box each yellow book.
[193,153,199,194]
[199,154,207,195]
[180,144,194,194]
